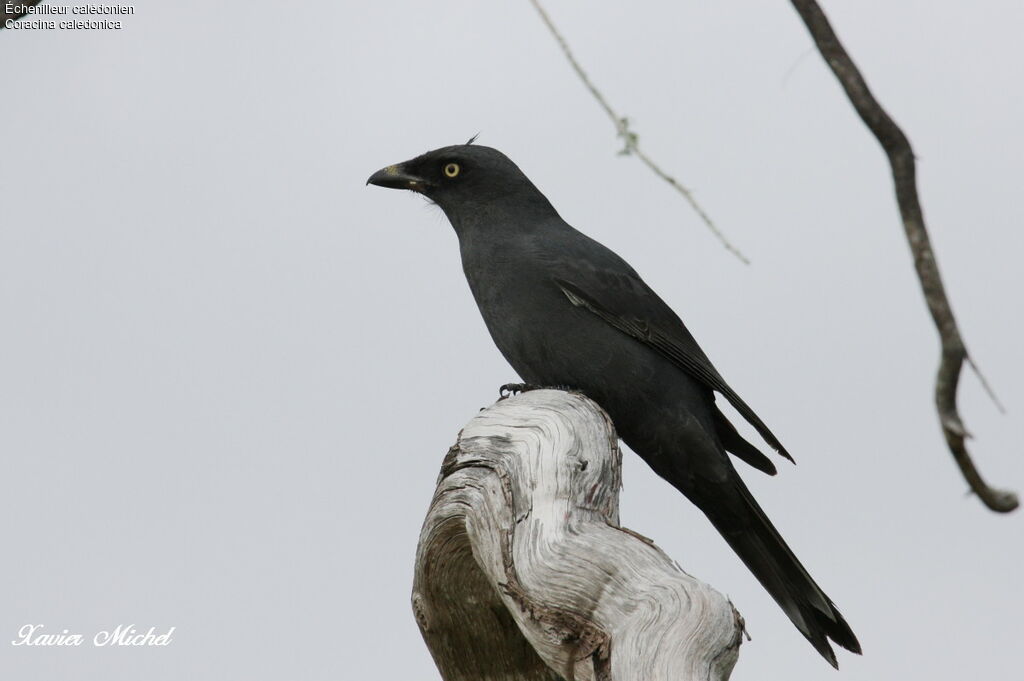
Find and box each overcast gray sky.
[1,1,1021,680]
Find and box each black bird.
[367,143,861,667]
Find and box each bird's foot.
[498,382,577,399]
[499,382,541,399]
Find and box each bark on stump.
[412,389,743,681]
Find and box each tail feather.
[701,475,861,667]
[713,406,778,476]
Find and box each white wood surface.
[412,389,743,681]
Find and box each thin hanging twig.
[789,0,1016,512]
[528,0,750,265]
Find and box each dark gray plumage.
[367,143,861,667]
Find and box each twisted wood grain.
[413,390,742,681]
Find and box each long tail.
[699,475,861,668]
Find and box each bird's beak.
[366,163,430,193]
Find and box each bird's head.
[366,142,554,225]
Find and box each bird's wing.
[554,275,793,463]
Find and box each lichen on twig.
[528,0,750,265]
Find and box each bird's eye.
[443,162,460,178]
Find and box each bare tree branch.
[528,0,751,265]
[789,0,1017,512]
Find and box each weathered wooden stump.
[412,389,743,681]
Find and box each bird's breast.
[462,253,640,391]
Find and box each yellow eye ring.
[443,162,460,178]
